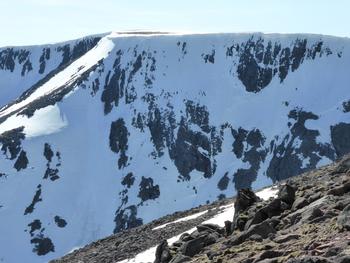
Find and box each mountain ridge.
[0,32,349,262]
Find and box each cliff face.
[0,32,350,262]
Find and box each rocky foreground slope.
[54,155,350,263]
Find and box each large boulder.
[235,188,261,213]
[244,198,284,230]
[179,233,218,257]
[154,240,172,263]
[224,220,233,236]
[233,188,261,230]
[278,184,296,206]
[196,224,224,235]
[292,197,309,211]
[287,196,334,226]
[229,220,276,246]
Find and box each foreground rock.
[154,155,350,263]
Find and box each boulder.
[229,220,276,246]
[235,188,261,213]
[307,207,324,221]
[206,250,220,260]
[323,246,343,257]
[224,220,233,236]
[244,210,268,230]
[287,196,334,226]
[248,234,263,242]
[337,256,350,263]
[245,198,284,230]
[292,197,309,211]
[179,233,218,257]
[274,234,300,243]
[308,193,322,203]
[179,237,204,257]
[337,204,350,231]
[196,223,224,235]
[246,220,277,239]
[278,184,296,206]
[233,188,261,230]
[328,181,350,196]
[179,233,193,242]
[154,240,172,263]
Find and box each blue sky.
[2,0,350,46]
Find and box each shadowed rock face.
[109,118,129,169]
[138,176,160,202]
[101,49,155,115]
[233,38,328,92]
[39,48,51,74]
[24,184,42,215]
[169,118,213,180]
[54,216,67,228]
[331,123,350,157]
[217,173,229,191]
[0,49,31,74]
[122,172,135,188]
[31,236,55,256]
[28,219,42,236]
[44,143,54,162]
[57,37,101,68]
[27,218,55,256]
[101,51,126,115]
[42,143,61,181]
[14,150,28,171]
[267,109,336,182]
[203,50,215,64]
[232,128,267,190]
[114,205,143,233]
[0,127,25,160]
[343,100,350,113]
[110,91,346,230]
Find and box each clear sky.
[2,0,350,47]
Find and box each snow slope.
[0,34,104,107]
[0,32,349,262]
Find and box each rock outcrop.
[174,155,350,263]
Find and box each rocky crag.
[54,155,350,263]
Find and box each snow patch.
[256,186,279,201]
[152,210,208,230]
[0,104,68,137]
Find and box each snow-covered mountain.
[0,32,349,262]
